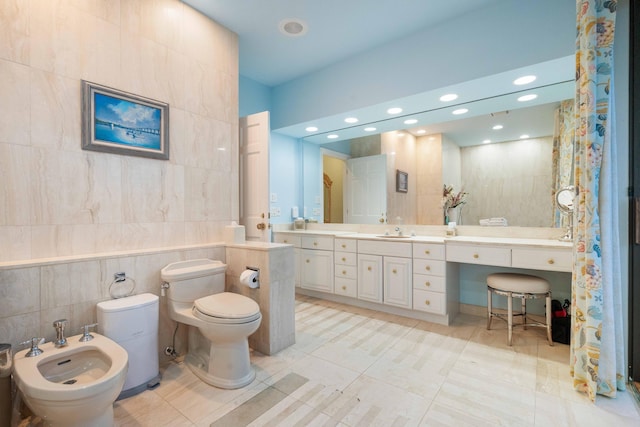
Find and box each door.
[240,111,270,242]
[300,249,334,292]
[345,155,387,224]
[357,254,383,303]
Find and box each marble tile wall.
[461,137,553,227]
[0,245,225,364]
[0,0,239,263]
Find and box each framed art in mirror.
[396,169,408,193]
[81,80,170,160]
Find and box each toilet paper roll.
[240,269,259,289]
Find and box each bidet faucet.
[53,319,68,348]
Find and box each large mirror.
[299,78,575,227]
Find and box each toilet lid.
[194,292,260,320]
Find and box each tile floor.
[114,296,640,426]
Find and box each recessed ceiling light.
[452,108,468,115]
[440,94,458,102]
[327,134,339,139]
[387,107,403,115]
[513,75,537,85]
[344,117,358,124]
[492,125,503,130]
[520,134,530,139]
[404,119,418,125]
[482,139,491,144]
[416,130,426,134]
[396,132,405,137]
[305,126,318,132]
[517,94,538,102]
[364,127,377,132]
[279,19,308,37]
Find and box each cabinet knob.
[473,254,479,259]
[342,270,347,275]
[424,250,430,255]
[306,259,310,263]
[425,299,431,306]
[341,285,346,291]
[341,244,346,248]
[342,257,346,262]
[547,259,555,264]
[313,242,318,246]
[283,239,288,243]
[367,266,372,271]
[425,266,431,271]
[392,269,397,274]
[425,281,431,287]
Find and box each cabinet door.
[357,254,382,303]
[383,256,412,309]
[301,249,334,292]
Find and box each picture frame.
[81,80,169,160]
[396,169,408,193]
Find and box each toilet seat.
[193,292,261,324]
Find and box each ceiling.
[182,0,504,87]
[183,0,573,147]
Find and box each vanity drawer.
[412,274,446,293]
[335,251,357,266]
[413,259,446,277]
[413,289,446,315]
[413,243,445,260]
[511,247,572,272]
[358,240,412,257]
[334,277,357,298]
[446,244,511,267]
[301,235,334,250]
[335,265,357,280]
[335,238,357,253]
[273,234,301,247]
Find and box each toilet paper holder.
[241,266,260,289]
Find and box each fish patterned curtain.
[570,0,625,401]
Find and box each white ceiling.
[182,0,573,147]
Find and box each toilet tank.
[160,259,227,303]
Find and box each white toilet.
[161,259,261,389]
[13,333,128,427]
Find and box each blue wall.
[269,132,302,224]
[239,75,271,117]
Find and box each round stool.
[487,273,553,346]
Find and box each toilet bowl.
[13,333,128,427]
[161,259,262,389]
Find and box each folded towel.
[480,217,508,226]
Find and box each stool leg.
[545,292,553,346]
[507,292,513,346]
[487,288,493,330]
[522,296,527,330]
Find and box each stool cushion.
[487,273,550,294]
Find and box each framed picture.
[396,169,408,193]
[81,80,169,160]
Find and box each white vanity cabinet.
[334,238,358,298]
[300,235,334,293]
[273,233,301,287]
[357,240,412,309]
[412,242,447,315]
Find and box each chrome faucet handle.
[20,338,45,357]
[79,323,98,342]
[53,318,68,348]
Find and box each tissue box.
[224,224,245,244]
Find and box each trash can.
[0,343,12,427]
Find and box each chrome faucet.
[394,226,403,236]
[53,319,68,348]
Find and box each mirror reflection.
[301,84,575,227]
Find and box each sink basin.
[38,349,111,385]
[376,235,411,238]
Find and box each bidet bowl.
[13,333,128,427]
